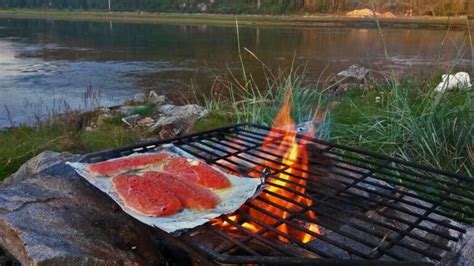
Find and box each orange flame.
[212,90,320,244]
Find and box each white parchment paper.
[67,144,261,233]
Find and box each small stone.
[157,104,208,119]
[137,117,155,127]
[85,126,95,132]
[148,91,169,105]
[150,116,182,132]
[122,114,143,127]
[117,106,135,116]
[133,92,147,103]
[150,104,208,138]
[159,125,183,139]
[96,113,113,127]
[337,65,370,81]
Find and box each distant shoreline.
[0,9,471,29]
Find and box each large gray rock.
[440,228,474,266]
[3,151,78,186]
[0,157,162,265]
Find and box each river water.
[0,18,471,127]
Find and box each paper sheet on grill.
[67,144,261,233]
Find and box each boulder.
[2,151,78,186]
[0,157,162,265]
[337,65,370,81]
[434,72,472,93]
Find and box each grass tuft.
[0,111,154,180]
[199,50,473,177]
[333,79,473,176]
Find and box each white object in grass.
[434,72,472,93]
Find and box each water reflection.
[0,18,471,127]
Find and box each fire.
[212,90,320,244]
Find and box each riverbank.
[0,9,471,29]
[0,92,209,180]
[1,72,472,182]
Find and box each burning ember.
[212,90,320,244]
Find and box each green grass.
[199,64,473,222]
[0,113,152,181]
[192,112,234,133]
[131,102,156,117]
[332,80,473,176]
[198,51,473,177]
[1,71,472,194]
[1,62,471,182]
[0,124,71,179]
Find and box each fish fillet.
[112,174,182,217]
[162,157,231,189]
[88,152,171,176]
[144,171,220,210]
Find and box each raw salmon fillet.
[145,171,220,210]
[112,174,182,217]
[88,152,171,176]
[162,157,231,189]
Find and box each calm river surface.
[0,18,471,127]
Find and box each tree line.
[0,0,471,16]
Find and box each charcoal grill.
[80,123,473,265]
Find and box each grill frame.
[79,123,473,265]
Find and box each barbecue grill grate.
[80,123,473,265]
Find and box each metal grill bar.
[78,123,472,265]
[178,142,446,260]
[236,129,474,212]
[187,147,446,260]
[207,226,262,256]
[211,130,473,224]
[240,127,474,187]
[177,144,395,259]
[188,134,465,238]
